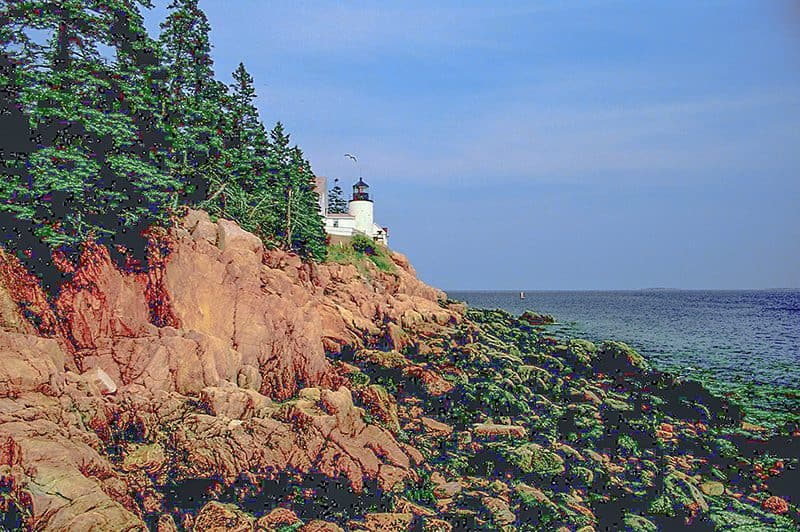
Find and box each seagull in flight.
[344,153,358,162]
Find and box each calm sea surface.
[447,290,800,393]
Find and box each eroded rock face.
[0,406,143,531]
[0,333,66,397]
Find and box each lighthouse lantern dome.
[352,179,370,201]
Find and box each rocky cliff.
[0,211,798,532]
[0,211,460,530]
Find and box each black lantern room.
[352,178,370,201]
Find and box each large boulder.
[0,333,66,397]
[170,386,420,493]
[55,243,152,350]
[360,384,400,433]
[194,501,253,531]
[505,443,565,476]
[0,211,463,530]
[256,508,301,531]
[472,423,527,440]
[349,512,414,531]
[593,340,648,373]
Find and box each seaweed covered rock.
[593,340,648,373]
[565,339,597,368]
[504,442,565,476]
[519,311,555,326]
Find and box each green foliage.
[261,123,327,261]
[326,237,396,275]
[201,63,272,234]
[1,0,330,299]
[351,234,375,254]
[403,470,436,506]
[502,443,565,475]
[348,371,370,388]
[617,433,640,455]
[1,0,183,284]
[465,381,531,417]
[159,0,226,182]
[622,513,658,532]
[327,178,348,214]
[714,437,739,459]
[648,495,676,517]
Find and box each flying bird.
[344,153,358,162]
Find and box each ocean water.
[448,290,800,397]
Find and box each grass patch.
[326,234,397,275]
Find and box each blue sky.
[144,1,800,289]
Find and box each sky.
[143,1,800,290]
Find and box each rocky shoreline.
[0,212,797,531]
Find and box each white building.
[314,176,389,245]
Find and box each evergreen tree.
[158,0,225,200]
[265,121,292,246]
[327,178,348,214]
[287,146,327,261]
[0,0,182,286]
[1,0,331,291]
[265,122,326,260]
[208,62,274,234]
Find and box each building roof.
[354,178,369,187]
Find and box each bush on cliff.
[327,235,396,275]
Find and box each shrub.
[326,236,396,275]
[351,234,376,255]
[348,371,370,388]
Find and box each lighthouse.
[349,178,374,236]
[314,176,388,245]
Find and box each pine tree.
[158,0,225,201]
[1,0,331,289]
[209,62,274,234]
[262,122,324,259]
[287,146,327,261]
[327,178,348,214]
[265,121,292,246]
[0,0,183,285]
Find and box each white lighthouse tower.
[348,178,374,235]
